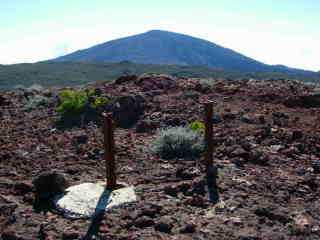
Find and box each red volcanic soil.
[1,75,320,239]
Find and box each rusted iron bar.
[204,102,213,168]
[103,113,116,190]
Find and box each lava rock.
[1,230,25,240]
[312,160,320,174]
[291,130,303,141]
[212,113,223,124]
[135,120,159,133]
[176,167,201,180]
[238,236,259,240]
[154,217,174,233]
[292,214,313,235]
[254,206,290,224]
[194,82,210,93]
[165,115,187,127]
[138,204,162,218]
[134,216,155,228]
[285,93,320,108]
[248,149,269,165]
[180,222,197,233]
[222,112,238,120]
[13,181,33,195]
[163,185,179,197]
[73,134,88,144]
[114,75,138,85]
[272,111,289,119]
[0,95,10,106]
[230,146,249,158]
[183,195,208,208]
[135,74,176,91]
[241,114,255,124]
[62,231,79,240]
[107,95,146,128]
[32,171,69,199]
[0,203,17,217]
[191,179,206,196]
[183,90,200,99]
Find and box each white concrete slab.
[54,182,136,218]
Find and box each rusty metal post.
[103,113,116,190]
[204,102,213,168]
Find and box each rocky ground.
[1,75,320,240]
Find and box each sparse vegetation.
[151,126,204,159]
[56,89,91,116]
[1,61,319,90]
[189,120,205,133]
[91,96,108,109]
[198,78,216,87]
[24,95,50,111]
[56,88,108,127]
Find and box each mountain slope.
[54,30,315,75]
[1,61,319,90]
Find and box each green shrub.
[151,126,204,159]
[189,121,205,133]
[91,96,108,109]
[56,89,89,116]
[56,88,109,128]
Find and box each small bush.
[189,121,205,133]
[91,96,108,109]
[25,95,50,111]
[56,89,89,116]
[56,88,109,128]
[151,126,204,159]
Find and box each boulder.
[32,172,68,199]
[107,95,146,128]
[114,75,138,85]
[284,92,320,108]
[135,74,176,91]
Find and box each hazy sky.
[1,0,319,71]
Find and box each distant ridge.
[53,30,316,76]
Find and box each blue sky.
[1,0,319,71]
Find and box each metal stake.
[103,113,116,189]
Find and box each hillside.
[54,30,317,76]
[1,75,320,239]
[1,61,320,90]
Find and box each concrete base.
[54,182,136,218]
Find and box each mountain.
[53,30,315,76]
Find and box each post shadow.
[206,165,219,204]
[83,188,112,240]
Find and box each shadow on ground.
[206,165,219,203]
[83,188,111,240]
